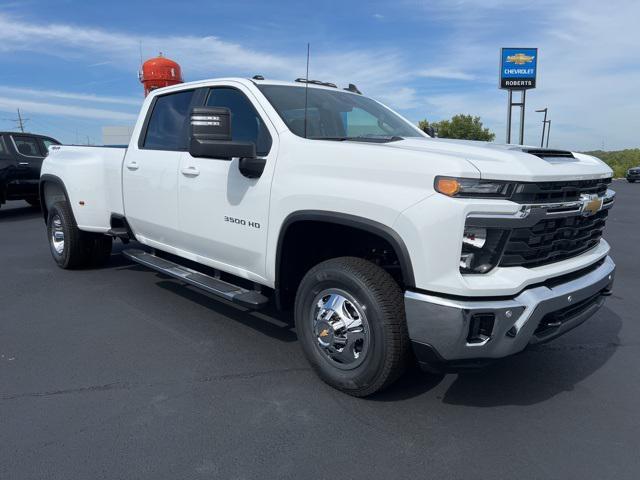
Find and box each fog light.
[467,313,495,344]
[459,226,509,274]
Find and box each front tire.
[628,179,636,183]
[47,201,112,269]
[294,257,409,397]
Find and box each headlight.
[435,176,514,198]
[460,226,509,274]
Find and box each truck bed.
[41,145,128,232]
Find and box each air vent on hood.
[522,149,575,159]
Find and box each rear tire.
[47,201,112,269]
[294,257,409,397]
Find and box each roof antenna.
[303,43,310,139]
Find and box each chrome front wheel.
[311,289,370,370]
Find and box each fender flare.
[275,210,415,288]
[39,174,71,223]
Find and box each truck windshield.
[257,85,424,142]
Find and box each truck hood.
[381,137,612,182]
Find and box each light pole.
[535,108,548,147]
[546,120,551,148]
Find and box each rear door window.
[143,89,196,151]
[12,136,42,157]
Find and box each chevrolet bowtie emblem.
[580,194,603,217]
[506,53,535,65]
[319,328,330,338]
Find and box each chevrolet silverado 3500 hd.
[40,77,616,396]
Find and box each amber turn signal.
[435,177,461,196]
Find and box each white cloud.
[0,96,137,122]
[418,67,475,81]
[0,13,415,113]
[0,85,140,106]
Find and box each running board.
[122,249,269,309]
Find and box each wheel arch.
[274,210,415,308]
[39,174,71,222]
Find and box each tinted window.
[13,136,41,157]
[258,85,421,140]
[143,90,195,150]
[206,87,272,156]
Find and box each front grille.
[508,178,611,204]
[499,210,608,268]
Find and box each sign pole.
[506,89,513,144]
[519,89,526,145]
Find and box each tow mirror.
[189,107,256,160]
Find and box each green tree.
[583,149,640,178]
[419,114,495,141]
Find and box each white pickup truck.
[40,77,616,396]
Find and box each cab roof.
[148,77,362,96]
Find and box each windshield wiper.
[309,135,404,143]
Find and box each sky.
[0,0,638,150]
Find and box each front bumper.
[627,173,640,180]
[405,255,615,366]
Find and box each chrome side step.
[122,249,269,309]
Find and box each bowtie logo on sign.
[506,53,535,65]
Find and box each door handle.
[126,161,139,171]
[181,165,200,177]
[18,162,29,166]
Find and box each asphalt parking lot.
[1,180,639,480]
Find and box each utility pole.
[6,109,29,132]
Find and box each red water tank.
[139,53,183,96]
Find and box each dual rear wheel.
[47,201,112,269]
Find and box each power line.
[3,108,30,132]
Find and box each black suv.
[0,132,60,208]
[627,166,640,183]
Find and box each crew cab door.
[177,83,278,282]
[10,135,44,179]
[122,88,199,247]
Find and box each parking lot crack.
[1,368,310,401]
[0,382,131,400]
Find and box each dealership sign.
[500,48,537,89]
